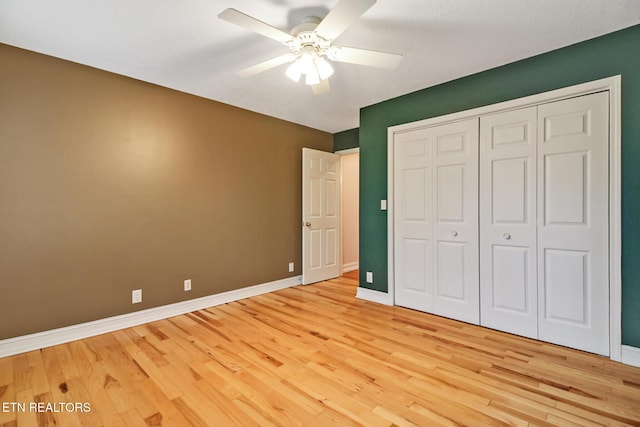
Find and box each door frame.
[302,147,360,284]
[386,75,622,361]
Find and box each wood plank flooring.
[1,271,640,426]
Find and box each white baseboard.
[342,261,359,273]
[621,345,640,368]
[0,275,302,358]
[356,286,393,306]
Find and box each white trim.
[356,287,394,306]
[621,346,640,368]
[387,126,395,306]
[608,76,623,362]
[387,76,623,363]
[342,261,359,273]
[336,147,360,155]
[0,275,302,358]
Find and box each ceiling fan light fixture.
[315,57,334,80]
[305,66,321,85]
[299,51,315,70]
[285,60,303,82]
[286,53,331,86]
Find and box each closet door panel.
[543,151,588,225]
[432,119,479,324]
[537,91,609,356]
[437,241,466,299]
[394,129,434,312]
[491,245,529,311]
[492,158,529,222]
[543,249,589,323]
[480,107,538,338]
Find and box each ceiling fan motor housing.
[287,16,331,57]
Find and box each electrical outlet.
[366,272,373,283]
[184,279,191,291]
[132,289,142,304]
[288,262,294,272]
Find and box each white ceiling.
[1,0,639,133]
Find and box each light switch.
[381,200,387,210]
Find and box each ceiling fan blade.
[218,8,294,44]
[236,53,297,77]
[314,0,376,41]
[328,46,402,69]
[312,79,331,95]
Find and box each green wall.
[333,127,359,151]
[359,24,640,347]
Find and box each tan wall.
[0,43,332,340]
[341,152,359,268]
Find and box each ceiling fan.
[218,0,402,94]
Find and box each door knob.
[304,222,311,227]
[451,231,458,237]
[503,233,511,240]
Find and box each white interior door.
[537,92,609,355]
[302,148,341,285]
[394,128,434,311]
[480,107,538,338]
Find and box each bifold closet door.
[431,120,479,324]
[480,107,538,338]
[394,127,433,312]
[395,89,610,355]
[537,91,609,356]
[394,119,479,324]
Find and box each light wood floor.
[1,271,640,426]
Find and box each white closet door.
[394,128,434,312]
[537,91,609,356]
[432,119,479,324]
[480,107,538,338]
[394,118,479,322]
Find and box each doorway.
[301,148,359,285]
[339,149,359,274]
